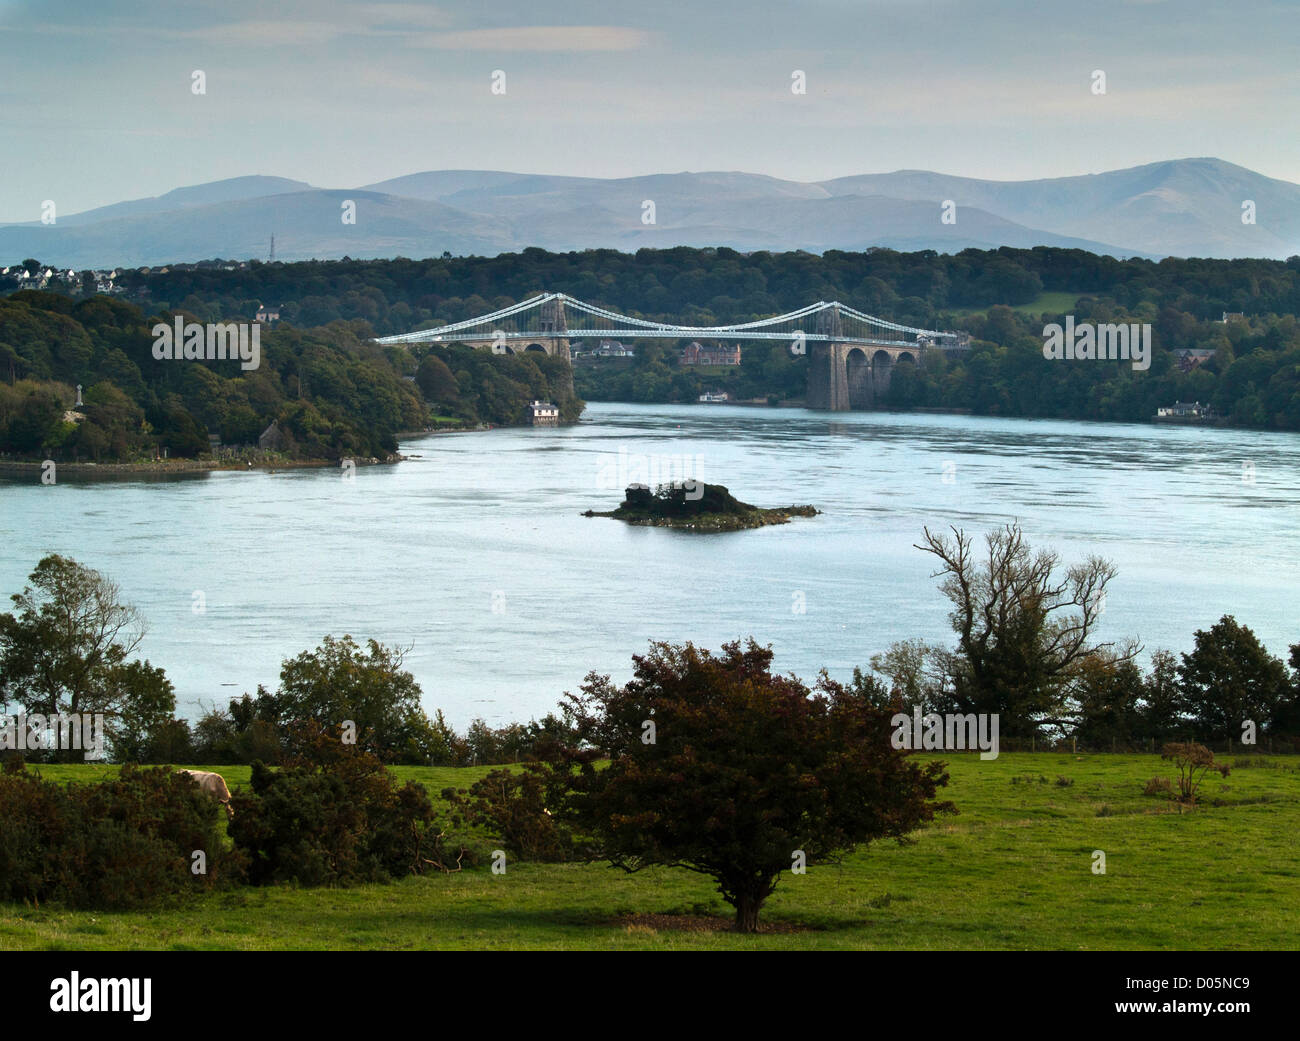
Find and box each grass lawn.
[2,753,1297,950]
[948,291,1084,318]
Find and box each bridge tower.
[806,304,851,411]
[539,295,574,398]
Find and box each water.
[2,403,1297,728]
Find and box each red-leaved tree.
[548,639,955,932]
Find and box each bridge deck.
[382,329,947,348]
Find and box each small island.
[584,482,819,532]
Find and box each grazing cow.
[178,769,234,819]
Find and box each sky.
[1,0,1298,222]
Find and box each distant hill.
[819,158,1300,260]
[0,188,516,268]
[53,176,315,227]
[4,159,1297,269]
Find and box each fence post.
[1072,737,1077,754]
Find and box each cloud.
[173,20,351,46]
[2,16,656,52]
[359,3,452,27]
[408,26,655,52]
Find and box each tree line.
[12,244,1300,430]
[48,247,1300,331]
[4,537,1298,774]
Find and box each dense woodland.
[0,292,579,462]
[4,245,1300,461]
[85,246,1300,331]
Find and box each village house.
[595,339,635,358]
[680,341,741,366]
[1172,347,1217,372]
[529,400,560,427]
[1155,400,1216,420]
[255,302,281,323]
[258,421,286,452]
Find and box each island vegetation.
[583,481,819,531]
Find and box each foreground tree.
[915,524,1134,737]
[1068,651,1145,749]
[0,555,174,760]
[258,635,442,763]
[1178,616,1289,742]
[550,639,954,932]
[1137,649,1189,743]
[1276,644,1300,736]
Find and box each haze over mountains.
[4,158,1297,269]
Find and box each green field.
[2,753,1297,950]
[949,291,1083,318]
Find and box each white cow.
[178,769,234,819]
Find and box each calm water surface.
[2,403,1297,728]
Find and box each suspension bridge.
[374,292,970,411]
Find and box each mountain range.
[4,158,1297,269]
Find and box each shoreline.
[0,405,1263,481]
[0,420,571,478]
[579,397,1268,433]
[0,455,399,478]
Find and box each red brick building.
[680,341,741,366]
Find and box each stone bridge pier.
[806,341,919,412]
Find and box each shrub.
[0,759,236,909]
[229,735,460,886]
[1143,776,1173,797]
[1160,742,1230,804]
[445,765,577,862]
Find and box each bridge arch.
[846,347,872,410]
[889,350,920,407]
[524,343,547,352]
[871,349,895,402]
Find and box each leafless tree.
[913,523,1138,735]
